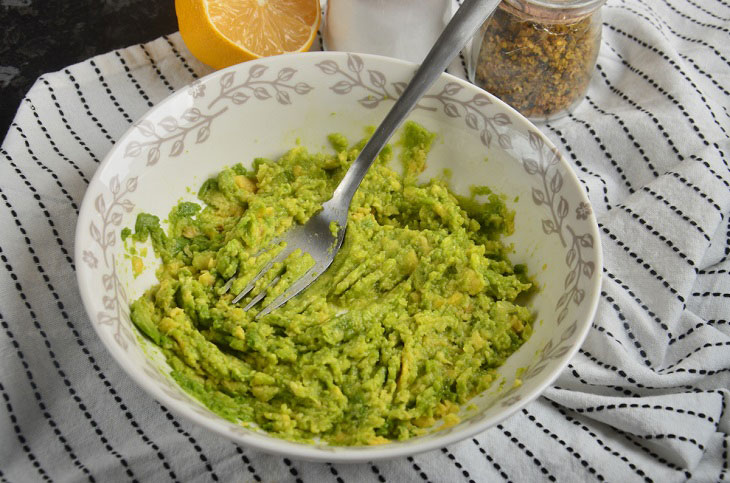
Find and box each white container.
[322,0,453,63]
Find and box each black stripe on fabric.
[370,463,386,482]
[547,401,652,482]
[0,380,53,482]
[38,77,100,164]
[661,341,730,373]
[631,432,705,452]
[0,184,178,481]
[691,292,730,298]
[317,29,324,51]
[157,404,219,481]
[12,123,80,212]
[577,349,695,392]
[63,69,116,144]
[666,171,724,217]
[602,27,728,144]
[0,311,95,482]
[592,324,626,350]
[162,35,199,80]
[684,0,730,22]
[653,0,729,33]
[593,63,684,163]
[459,52,468,76]
[566,112,635,194]
[406,456,431,482]
[615,204,698,272]
[22,98,90,184]
[603,268,670,335]
[601,292,653,367]
[578,348,730,392]
[585,97,659,178]
[496,424,556,482]
[610,3,730,69]
[564,401,716,426]
[440,448,476,483]
[544,124,611,209]
[325,463,344,483]
[0,245,138,482]
[669,319,728,345]
[641,187,710,242]
[563,363,641,398]
[139,44,176,93]
[679,53,730,97]
[471,438,513,482]
[114,51,155,108]
[522,408,606,481]
[599,223,686,308]
[689,154,730,191]
[721,434,728,481]
[282,458,303,483]
[88,59,133,125]
[0,149,75,269]
[233,446,262,482]
[699,268,729,275]
[612,427,692,479]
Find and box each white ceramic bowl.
[75,52,602,462]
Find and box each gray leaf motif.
[316,60,339,75]
[220,71,235,89]
[493,113,511,126]
[332,80,353,94]
[147,147,160,166]
[136,119,156,137]
[159,117,178,133]
[125,141,141,158]
[347,54,364,73]
[170,139,184,157]
[359,96,381,109]
[95,194,106,215]
[110,176,120,195]
[294,82,313,94]
[249,65,267,78]
[253,87,271,100]
[276,91,291,105]
[277,67,296,81]
[443,82,462,96]
[182,108,202,122]
[368,70,385,88]
[523,157,539,175]
[471,93,491,106]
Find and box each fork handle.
[329,0,501,205]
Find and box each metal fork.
[226,0,501,318]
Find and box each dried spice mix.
[471,0,604,120]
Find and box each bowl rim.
[75,50,602,462]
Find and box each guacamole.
[129,122,533,445]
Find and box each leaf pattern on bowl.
[123,64,314,166]
[88,174,139,349]
[316,53,512,149]
[522,131,596,324]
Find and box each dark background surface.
[0,1,178,139]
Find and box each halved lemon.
[176,0,321,70]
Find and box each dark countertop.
[0,1,178,139]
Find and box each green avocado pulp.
[128,122,533,445]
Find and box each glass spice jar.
[469,0,605,121]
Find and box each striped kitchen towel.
[0,0,728,481]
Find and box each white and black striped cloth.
[1,1,728,481]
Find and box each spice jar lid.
[501,0,606,24]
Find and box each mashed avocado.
[128,122,533,445]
